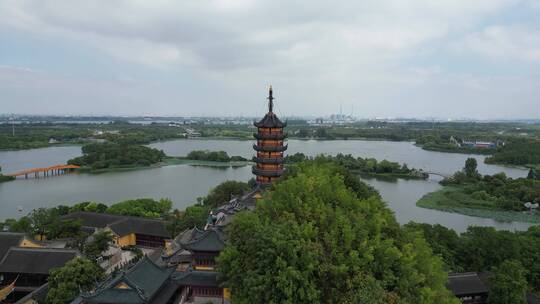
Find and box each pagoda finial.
[268,85,274,113]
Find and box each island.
[67,142,166,172]
[0,166,15,183]
[417,158,540,223]
[285,152,428,180]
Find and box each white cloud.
[453,25,540,61]
[0,0,539,118]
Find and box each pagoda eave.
[253,132,288,140]
[252,157,285,164]
[252,167,285,177]
[252,144,288,152]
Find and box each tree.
[404,222,461,271]
[527,168,538,180]
[84,230,114,260]
[0,165,15,182]
[218,162,458,304]
[488,260,528,304]
[106,198,172,218]
[166,205,209,236]
[27,208,82,240]
[4,217,32,233]
[201,181,250,208]
[464,158,479,178]
[46,257,104,304]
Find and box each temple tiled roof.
[0,232,25,260]
[80,256,175,304]
[108,218,170,238]
[173,270,219,287]
[179,228,226,252]
[14,283,49,304]
[62,212,170,238]
[0,248,78,274]
[447,272,488,296]
[62,212,127,228]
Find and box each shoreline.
[415,144,493,155]
[416,187,540,223]
[73,158,252,174]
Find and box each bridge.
[425,172,449,178]
[6,164,81,179]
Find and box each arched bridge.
[424,172,449,178]
[6,164,80,179]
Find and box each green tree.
[27,208,82,240]
[464,158,479,178]
[166,205,209,236]
[403,222,461,271]
[218,162,457,304]
[0,165,15,182]
[527,168,538,180]
[28,208,56,240]
[488,260,528,304]
[5,216,32,233]
[84,230,114,260]
[46,257,104,304]
[201,181,250,208]
[106,198,172,218]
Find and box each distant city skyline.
[1,1,540,119]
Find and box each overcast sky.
[1,0,539,118]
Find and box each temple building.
[252,86,287,185]
[62,212,171,248]
[0,232,75,303]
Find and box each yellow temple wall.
[116,233,136,247]
[20,239,42,248]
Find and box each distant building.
[185,128,201,137]
[461,140,497,149]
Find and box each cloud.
[453,25,540,61]
[0,0,522,70]
[0,0,539,118]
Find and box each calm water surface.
[0,139,531,233]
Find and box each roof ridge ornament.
[268,85,273,113]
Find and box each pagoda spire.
[268,85,274,113]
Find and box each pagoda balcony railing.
[252,166,285,177]
[253,132,288,140]
[253,144,288,152]
[252,157,285,164]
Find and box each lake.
[0,139,531,233]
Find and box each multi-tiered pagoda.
[252,86,287,185]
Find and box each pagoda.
[252,86,287,185]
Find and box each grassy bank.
[417,187,540,223]
[0,175,15,183]
[163,157,250,167]
[417,144,493,155]
[76,164,160,174]
[356,171,428,181]
[75,157,251,173]
[527,164,540,171]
